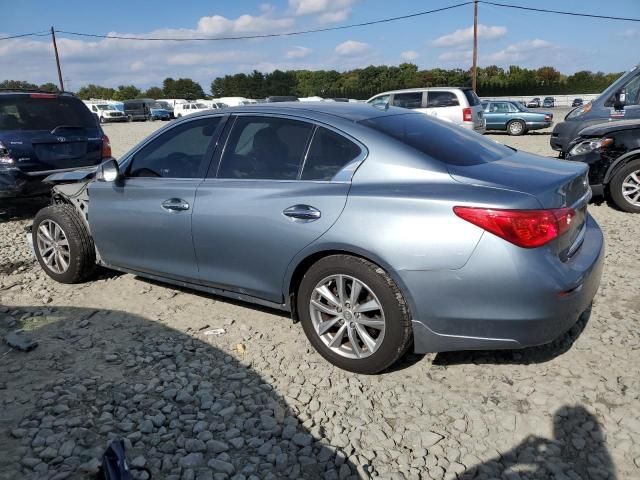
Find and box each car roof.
[371,87,470,96]
[184,101,413,122]
[0,90,75,97]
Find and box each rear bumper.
[402,215,604,353]
[0,170,49,199]
[527,121,553,130]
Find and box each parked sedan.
[28,103,604,373]
[527,97,541,108]
[482,101,553,135]
[543,97,555,108]
[565,119,640,213]
[572,98,584,108]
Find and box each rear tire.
[297,255,412,374]
[608,159,640,213]
[507,120,526,136]
[33,205,96,283]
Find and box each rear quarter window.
[462,89,481,106]
[361,113,513,166]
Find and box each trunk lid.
[448,151,591,259]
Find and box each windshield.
[0,96,96,131]
[362,113,514,166]
[97,104,116,111]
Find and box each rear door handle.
[283,204,321,222]
[161,198,190,212]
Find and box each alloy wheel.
[622,169,640,207]
[36,220,71,274]
[509,121,523,135]
[309,274,386,359]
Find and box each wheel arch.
[603,149,640,184]
[284,244,417,325]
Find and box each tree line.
[2,64,624,101]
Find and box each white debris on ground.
[0,115,638,479]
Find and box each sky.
[1,0,639,93]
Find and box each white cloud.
[401,50,419,62]
[486,39,553,63]
[335,40,369,56]
[289,0,355,23]
[431,24,507,48]
[438,49,472,63]
[621,28,640,38]
[286,46,312,59]
[196,14,294,36]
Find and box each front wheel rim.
[622,169,640,206]
[36,220,71,274]
[309,274,386,359]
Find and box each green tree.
[76,84,117,100]
[144,86,163,99]
[0,80,39,90]
[38,82,60,93]
[162,77,205,100]
[113,85,141,101]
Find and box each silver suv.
[367,87,486,133]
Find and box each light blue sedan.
[482,100,553,135]
[29,103,602,373]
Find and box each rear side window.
[128,117,221,178]
[368,95,389,107]
[462,89,481,106]
[218,116,314,180]
[0,96,96,131]
[427,91,459,108]
[361,113,513,166]
[302,127,361,181]
[391,92,423,109]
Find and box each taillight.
[0,141,15,166]
[101,134,112,158]
[453,206,576,248]
[463,107,473,122]
[29,93,56,99]
[544,114,551,121]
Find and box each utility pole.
[472,0,478,92]
[51,27,65,91]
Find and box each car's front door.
[192,114,364,303]
[89,116,224,281]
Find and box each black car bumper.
[0,169,49,199]
[550,121,582,153]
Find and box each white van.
[173,102,210,117]
[366,87,486,133]
[218,97,253,107]
[83,101,127,123]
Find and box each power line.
[54,2,473,41]
[479,1,640,22]
[0,31,50,41]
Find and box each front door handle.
[283,204,321,222]
[161,198,190,212]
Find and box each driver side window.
[128,117,221,178]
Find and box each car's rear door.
[88,116,225,282]
[192,114,365,303]
[425,90,460,124]
[0,94,103,174]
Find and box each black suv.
[0,91,110,199]
[565,119,640,213]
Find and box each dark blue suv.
[0,91,111,198]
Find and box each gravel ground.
[1,108,639,480]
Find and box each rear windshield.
[361,113,513,166]
[0,95,96,131]
[462,89,481,106]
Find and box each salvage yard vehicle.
[482,100,553,135]
[173,102,209,117]
[84,101,127,123]
[551,63,640,155]
[565,119,640,213]
[366,87,486,133]
[28,103,604,374]
[527,97,541,108]
[0,90,111,199]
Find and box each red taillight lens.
[463,107,472,122]
[544,114,551,121]
[101,134,112,158]
[453,206,576,248]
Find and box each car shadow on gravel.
[458,405,617,479]
[433,307,591,366]
[0,305,360,480]
[0,196,49,222]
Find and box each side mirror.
[96,158,121,183]
[614,89,626,110]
